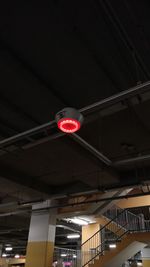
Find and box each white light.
[67,234,80,239]
[61,254,67,257]
[14,254,20,259]
[2,253,7,257]
[109,244,116,249]
[137,262,142,266]
[5,247,13,251]
[73,255,77,258]
[70,218,89,226]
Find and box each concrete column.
[25,201,56,267]
[0,244,2,257]
[142,248,150,267]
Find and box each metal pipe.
[0,190,149,217]
[71,133,112,166]
[80,81,150,113]
[0,209,30,217]
[114,153,150,166]
[0,81,149,149]
[0,119,56,148]
[33,191,150,212]
[23,132,65,149]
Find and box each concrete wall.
[82,223,100,245]
[82,223,101,266]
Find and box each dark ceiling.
[0,0,150,254]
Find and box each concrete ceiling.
[0,0,150,254]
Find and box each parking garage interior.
[0,1,150,267]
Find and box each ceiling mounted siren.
[55,107,84,133]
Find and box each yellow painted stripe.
[142,260,150,267]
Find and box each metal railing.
[53,247,78,267]
[81,205,150,267]
[104,206,150,232]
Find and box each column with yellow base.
[25,202,56,267]
[142,248,150,267]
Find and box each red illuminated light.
[57,118,81,133]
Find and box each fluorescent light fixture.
[5,247,13,251]
[2,253,7,257]
[67,234,80,239]
[109,244,116,249]
[61,253,67,257]
[137,262,142,266]
[14,254,20,259]
[73,255,77,258]
[70,218,89,226]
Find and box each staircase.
[81,206,150,267]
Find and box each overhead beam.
[31,191,150,211]
[114,154,150,167]
[71,133,112,166]
[80,80,150,114]
[0,119,56,148]
[0,81,149,149]
[0,82,149,174]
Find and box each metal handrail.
[81,205,150,267]
[81,208,125,246]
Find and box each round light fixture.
[14,254,20,259]
[55,108,84,133]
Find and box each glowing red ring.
[57,118,81,133]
